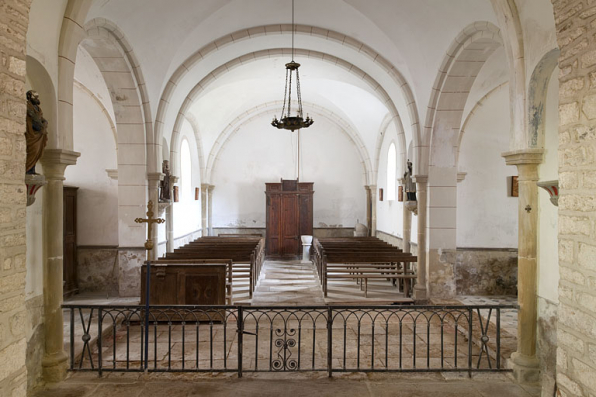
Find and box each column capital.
[171,175,179,184]
[147,172,164,181]
[40,149,80,180]
[365,184,376,190]
[502,149,544,166]
[413,175,428,184]
[207,184,215,192]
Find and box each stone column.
[166,176,178,252]
[365,185,377,236]
[364,185,372,235]
[147,172,163,260]
[503,149,543,383]
[207,185,214,236]
[413,175,428,301]
[39,149,79,382]
[399,178,412,253]
[201,183,208,236]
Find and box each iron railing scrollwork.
[63,304,515,377]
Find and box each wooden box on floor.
[140,260,231,322]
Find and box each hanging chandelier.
[271,0,314,132]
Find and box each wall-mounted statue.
[25,90,48,174]
[159,160,171,201]
[404,160,416,201]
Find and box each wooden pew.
[163,237,265,298]
[313,237,417,298]
[141,259,232,305]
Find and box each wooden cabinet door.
[266,193,281,255]
[281,194,300,256]
[266,181,314,258]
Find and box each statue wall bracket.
[25,173,47,206]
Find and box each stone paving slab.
[34,371,540,396]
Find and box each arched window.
[387,142,396,201]
[180,138,192,201]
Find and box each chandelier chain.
[270,0,313,131]
[292,0,295,61]
[287,62,293,116]
[296,69,302,117]
[280,67,289,120]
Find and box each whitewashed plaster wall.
[65,86,118,246]
[376,122,405,240]
[26,0,68,96]
[211,114,366,228]
[73,47,116,125]
[462,47,509,123]
[172,120,202,239]
[25,178,43,298]
[457,86,518,248]
[537,69,560,304]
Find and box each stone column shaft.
[200,184,208,236]
[166,176,178,252]
[207,185,214,236]
[503,149,543,383]
[413,175,428,301]
[365,185,377,236]
[147,172,163,260]
[364,185,372,236]
[40,149,79,382]
[399,178,412,253]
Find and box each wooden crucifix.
[135,200,165,261]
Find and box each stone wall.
[77,247,119,295]
[0,0,30,395]
[455,248,517,296]
[552,1,596,395]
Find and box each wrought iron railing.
[63,304,515,377]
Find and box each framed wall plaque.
[173,186,179,202]
[398,186,403,202]
[379,188,383,202]
[511,176,519,197]
[195,187,200,200]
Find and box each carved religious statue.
[404,160,416,201]
[25,90,48,174]
[159,160,171,201]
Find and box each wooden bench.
[163,237,265,298]
[313,237,417,298]
[141,260,232,307]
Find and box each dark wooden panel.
[184,275,220,305]
[282,179,298,191]
[141,264,226,306]
[281,194,299,256]
[63,186,78,298]
[265,180,314,258]
[299,193,313,237]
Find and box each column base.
[42,350,68,382]
[508,352,540,384]
[413,285,428,302]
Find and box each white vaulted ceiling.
[85,0,501,160]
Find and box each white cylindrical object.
[301,235,313,262]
